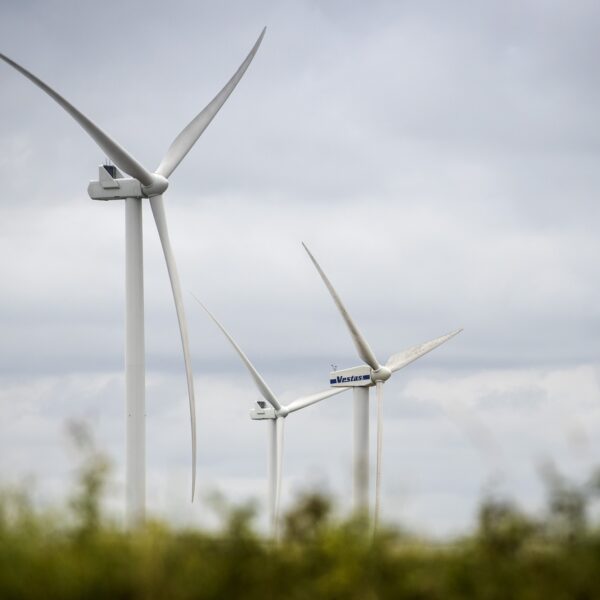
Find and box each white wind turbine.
[0,29,265,526]
[195,298,350,536]
[303,243,462,529]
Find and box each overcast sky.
[1,0,600,536]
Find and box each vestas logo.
[330,374,371,384]
[330,365,371,387]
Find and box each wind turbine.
[302,243,461,529]
[195,298,349,536]
[0,29,265,526]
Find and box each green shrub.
[2,425,600,598]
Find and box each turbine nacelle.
[329,364,372,387]
[329,364,391,387]
[250,400,277,420]
[88,166,169,201]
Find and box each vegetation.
[2,425,600,599]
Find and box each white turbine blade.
[274,416,285,541]
[192,296,282,412]
[149,195,197,500]
[283,386,349,415]
[385,329,462,373]
[373,381,384,534]
[302,243,381,371]
[156,27,266,179]
[0,53,154,187]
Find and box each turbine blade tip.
[254,27,267,48]
[190,293,210,313]
[190,292,201,303]
[301,241,314,257]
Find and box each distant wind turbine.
[303,242,461,529]
[195,297,350,537]
[0,28,265,526]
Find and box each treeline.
[1,425,600,599]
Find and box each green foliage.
[3,429,600,598]
[282,491,333,543]
[66,420,111,540]
[541,462,589,542]
[476,496,537,555]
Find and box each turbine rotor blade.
[156,27,266,179]
[193,296,282,412]
[0,53,154,186]
[302,243,381,371]
[283,386,349,415]
[274,416,285,541]
[149,195,197,500]
[373,381,384,534]
[385,329,463,373]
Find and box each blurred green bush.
[1,423,600,599]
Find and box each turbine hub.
[371,366,391,383]
[141,173,169,197]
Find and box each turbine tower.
[303,243,461,528]
[196,299,350,536]
[0,29,265,526]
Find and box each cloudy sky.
[1,0,600,536]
